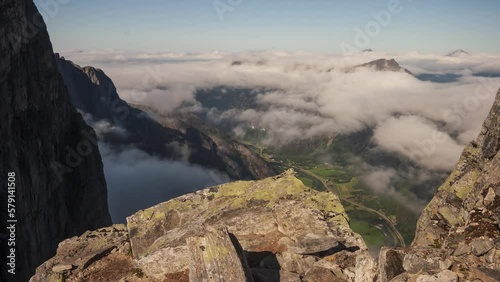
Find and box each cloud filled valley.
[55,49,500,218]
[63,49,500,169]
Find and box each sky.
[36,0,500,54]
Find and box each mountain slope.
[377,89,500,282]
[413,88,499,248]
[0,1,111,281]
[355,58,414,75]
[136,105,276,181]
[56,56,275,180]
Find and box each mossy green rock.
[126,169,366,279]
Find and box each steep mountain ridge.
[56,56,275,180]
[0,1,111,281]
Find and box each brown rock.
[303,266,346,282]
[402,249,451,274]
[251,268,302,282]
[126,171,368,279]
[51,264,73,273]
[471,238,494,256]
[453,244,471,257]
[30,225,130,282]
[378,248,405,282]
[415,270,458,282]
[470,267,500,282]
[187,228,254,282]
[388,272,410,282]
[275,252,317,274]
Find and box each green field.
[242,137,419,247]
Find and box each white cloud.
[373,116,464,171]
[361,167,426,214]
[61,49,500,171]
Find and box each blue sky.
[36,0,500,54]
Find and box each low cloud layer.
[361,166,427,214]
[373,116,464,170]
[100,144,230,223]
[63,49,500,172]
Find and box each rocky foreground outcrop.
[31,170,376,282]
[0,0,111,281]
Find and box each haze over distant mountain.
[446,49,470,57]
[355,58,414,75]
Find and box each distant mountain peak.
[355,58,414,75]
[362,49,373,52]
[446,49,470,57]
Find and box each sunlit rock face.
[31,170,377,282]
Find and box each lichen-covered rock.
[187,228,254,282]
[413,89,500,250]
[126,169,370,280]
[31,170,374,281]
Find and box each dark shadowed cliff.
[0,1,111,281]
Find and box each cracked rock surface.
[31,170,375,282]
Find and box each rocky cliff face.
[0,1,111,281]
[31,170,376,282]
[56,57,275,180]
[377,89,500,282]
